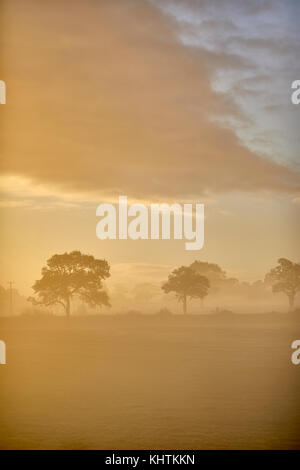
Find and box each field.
[0,313,300,449]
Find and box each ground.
[0,313,300,449]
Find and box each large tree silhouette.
[162,266,209,314]
[265,258,300,311]
[190,260,227,294]
[28,251,110,316]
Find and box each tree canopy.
[190,260,227,293]
[162,266,209,314]
[265,258,300,311]
[28,251,110,316]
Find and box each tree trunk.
[183,294,187,315]
[66,296,71,317]
[288,294,295,312]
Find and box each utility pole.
[8,281,13,316]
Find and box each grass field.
[0,313,300,449]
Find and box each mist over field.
[0,258,297,317]
[1,255,299,449]
[1,314,300,450]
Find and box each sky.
[0,0,299,298]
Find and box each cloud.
[1,0,299,201]
[152,0,300,167]
[0,174,89,210]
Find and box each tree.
[28,251,110,316]
[162,266,209,314]
[190,260,226,294]
[265,258,300,311]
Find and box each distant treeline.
[1,254,299,316]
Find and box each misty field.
[0,313,300,450]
